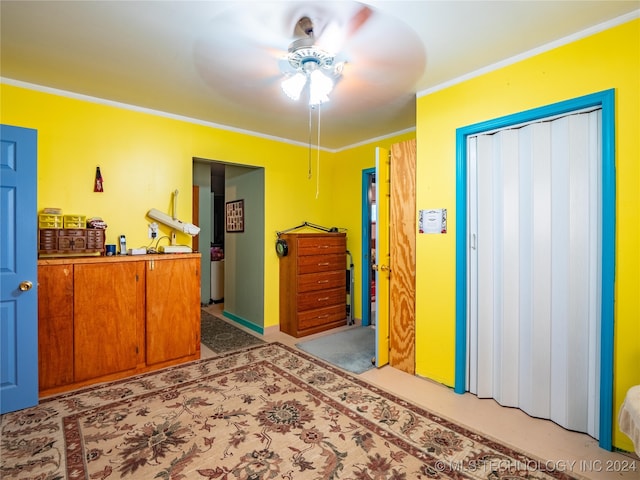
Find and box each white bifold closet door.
[467,109,601,438]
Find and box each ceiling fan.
[192,1,424,147]
[277,5,373,106]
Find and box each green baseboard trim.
[222,310,263,335]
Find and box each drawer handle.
[317,262,330,266]
[317,314,329,319]
[318,297,329,301]
[317,280,329,284]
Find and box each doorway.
[193,159,266,332]
[364,139,416,373]
[193,160,226,306]
[467,108,602,438]
[454,89,616,450]
[361,168,376,327]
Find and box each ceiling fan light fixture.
[282,43,340,106]
[308,68,333,106]
[281,72,307,101]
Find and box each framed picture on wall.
[225,199,244,233]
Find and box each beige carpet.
[1,343,580,479]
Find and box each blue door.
[0,124,38,414]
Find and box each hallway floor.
[201,305,638,480]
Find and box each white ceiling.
[1,1,638,150]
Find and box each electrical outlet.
[148,222,158,239]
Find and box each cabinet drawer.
[298,270,345,293]
[297,287,344,311]
[86,229,105,249]
[298,253,344,274]
[298,235,345,256]
[59,229,86,237]
[39,229,58,249]
[39,215,63,229]
[297,304,346,330]
[63,215,86,229]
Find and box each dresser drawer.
[297,287,345,311]
[298,235,345,256]
[297,253,344,274]
[297,270,345,293]
[297,304,346,331]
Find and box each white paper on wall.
[419,209,447,234]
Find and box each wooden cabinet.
[279,233,347,337]
[37,254,200,396]
[146,257,200,365]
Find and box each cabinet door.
[58,229,86,250]
[146,258,200,365]
[73,262,142,382]
[38,265,74,390]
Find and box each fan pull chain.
[316,104,321,198]
[307,106,313,179]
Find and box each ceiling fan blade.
[314,5,373,54]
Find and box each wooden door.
[38,265,74,390]
[374,141,417,370]
[146,257,200,365]
[73,262,143,381]
[374,147,390,366]
[0,124,39,413]
[389,139,416,373]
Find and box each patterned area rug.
[1,343,579,480]
[200,309,265,353]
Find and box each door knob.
[372,264,391,272]
[18,280,33,291]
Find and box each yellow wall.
[0,84,338,332]
[1,83,413,331]
[0,82,413,328]
[415,19,639,451]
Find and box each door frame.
[454,89,616,450]
[361,167,375,327]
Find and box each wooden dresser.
[279,232,347,337]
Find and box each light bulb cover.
[308,69,334,106]
[281,72,307,101]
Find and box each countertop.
[38,252,201,265]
